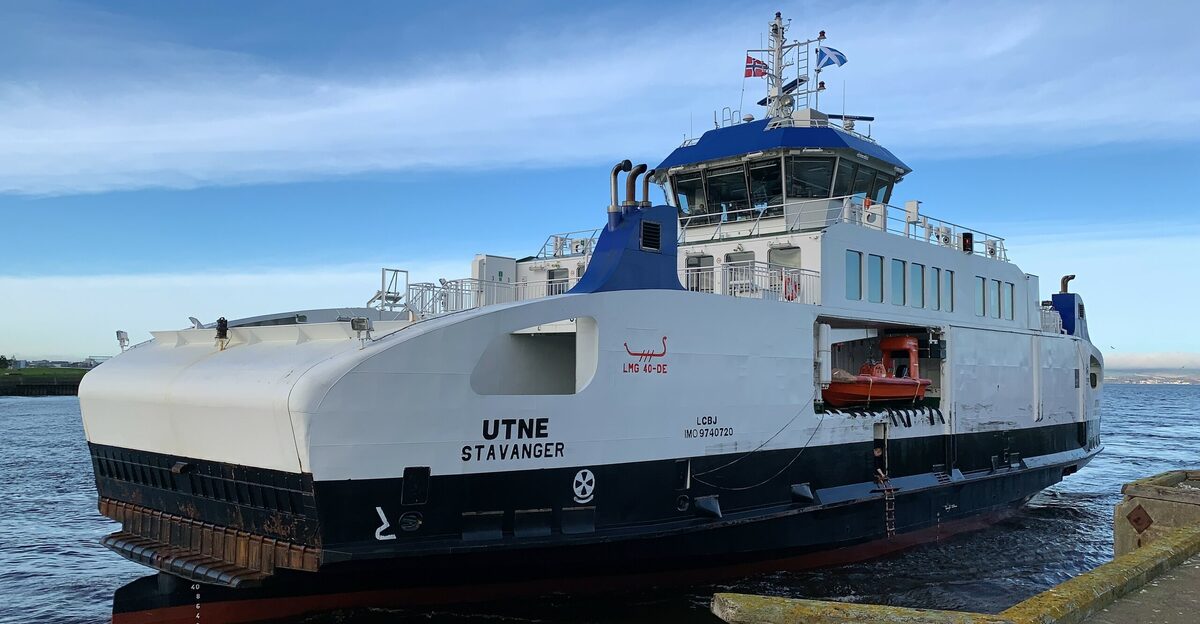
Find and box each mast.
[766,12,787,120]
[753,12,827,124]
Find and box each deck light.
[351,317,373,349]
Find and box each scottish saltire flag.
[815,46,847,69]
[745,55,769,78]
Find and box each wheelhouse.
[654,112,911,230]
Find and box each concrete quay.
[713,470,1200,624]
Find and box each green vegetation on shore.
[0,367,88,382]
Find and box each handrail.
[536,228,602,259]
[676,195,1008,260]
[389,263,822,319]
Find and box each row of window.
[672,156,895,223]
[974,277,1016,320]
[844,250,955,312]
[682,247,802,292]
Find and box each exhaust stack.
[608,160,633,230]
[624,163,648,209]
[639,169,655,208]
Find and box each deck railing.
[531,196,1008,263]
[710,261,819,305]
[1040,306,1064,334]
[678,195,1008,260]
[382,263,820,319]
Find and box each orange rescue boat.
[822,336,932,408]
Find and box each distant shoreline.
[0,368,86,396]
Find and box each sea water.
[1,385,1196,623]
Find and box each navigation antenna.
[749,12,827,126]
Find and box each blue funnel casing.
[569,205,684,294]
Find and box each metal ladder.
[881,479,897,539]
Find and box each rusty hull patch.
[100,497,320,582]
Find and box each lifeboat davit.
[822,336,932,408]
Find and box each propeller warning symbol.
[572,469,595,503]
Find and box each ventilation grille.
[641,220,662,252]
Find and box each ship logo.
[572,469,596,503]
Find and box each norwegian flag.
[744,55,769,78]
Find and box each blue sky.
[1,0,1198,367]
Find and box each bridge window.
[989,279,1001,318]
[909,263,925,308]
[831,160,890,202]
[1003,281,1015,320]
[870,173,894,204]
[673,172,705,217]
[706,165,750,221]
[867,254,884,302]
[749,159,784,216]
[852,165,875,197]
[832,159,855,196]
[845,250,862,300]
[786,157,834,200]
[891,259,906,305]
[684,254,714,293]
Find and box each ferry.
[82,12,1103,622]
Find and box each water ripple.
[1,385,1197,622]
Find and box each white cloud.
[0,1,1196,195]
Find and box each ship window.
[674,172,706,217]
[870,173,894,204]
[684,254,714,293]
[548,268,570,295]
[768,246,802,268]
[706,165,750,221]
[852,166,876,197]
[1003,282,1015,320]
[725,251,754,264]
[867,254,884,303]
[909,263,925,308]
[944,270,955,312]
[845,250,862,300]
[786,157,834,200]
[974,276,986,316]
[724,251,755,295]
[931,267,942,310]
[891,259,906,305]
[749,159,784,216]
[832,159,856,197]
[990,279,1001,318]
